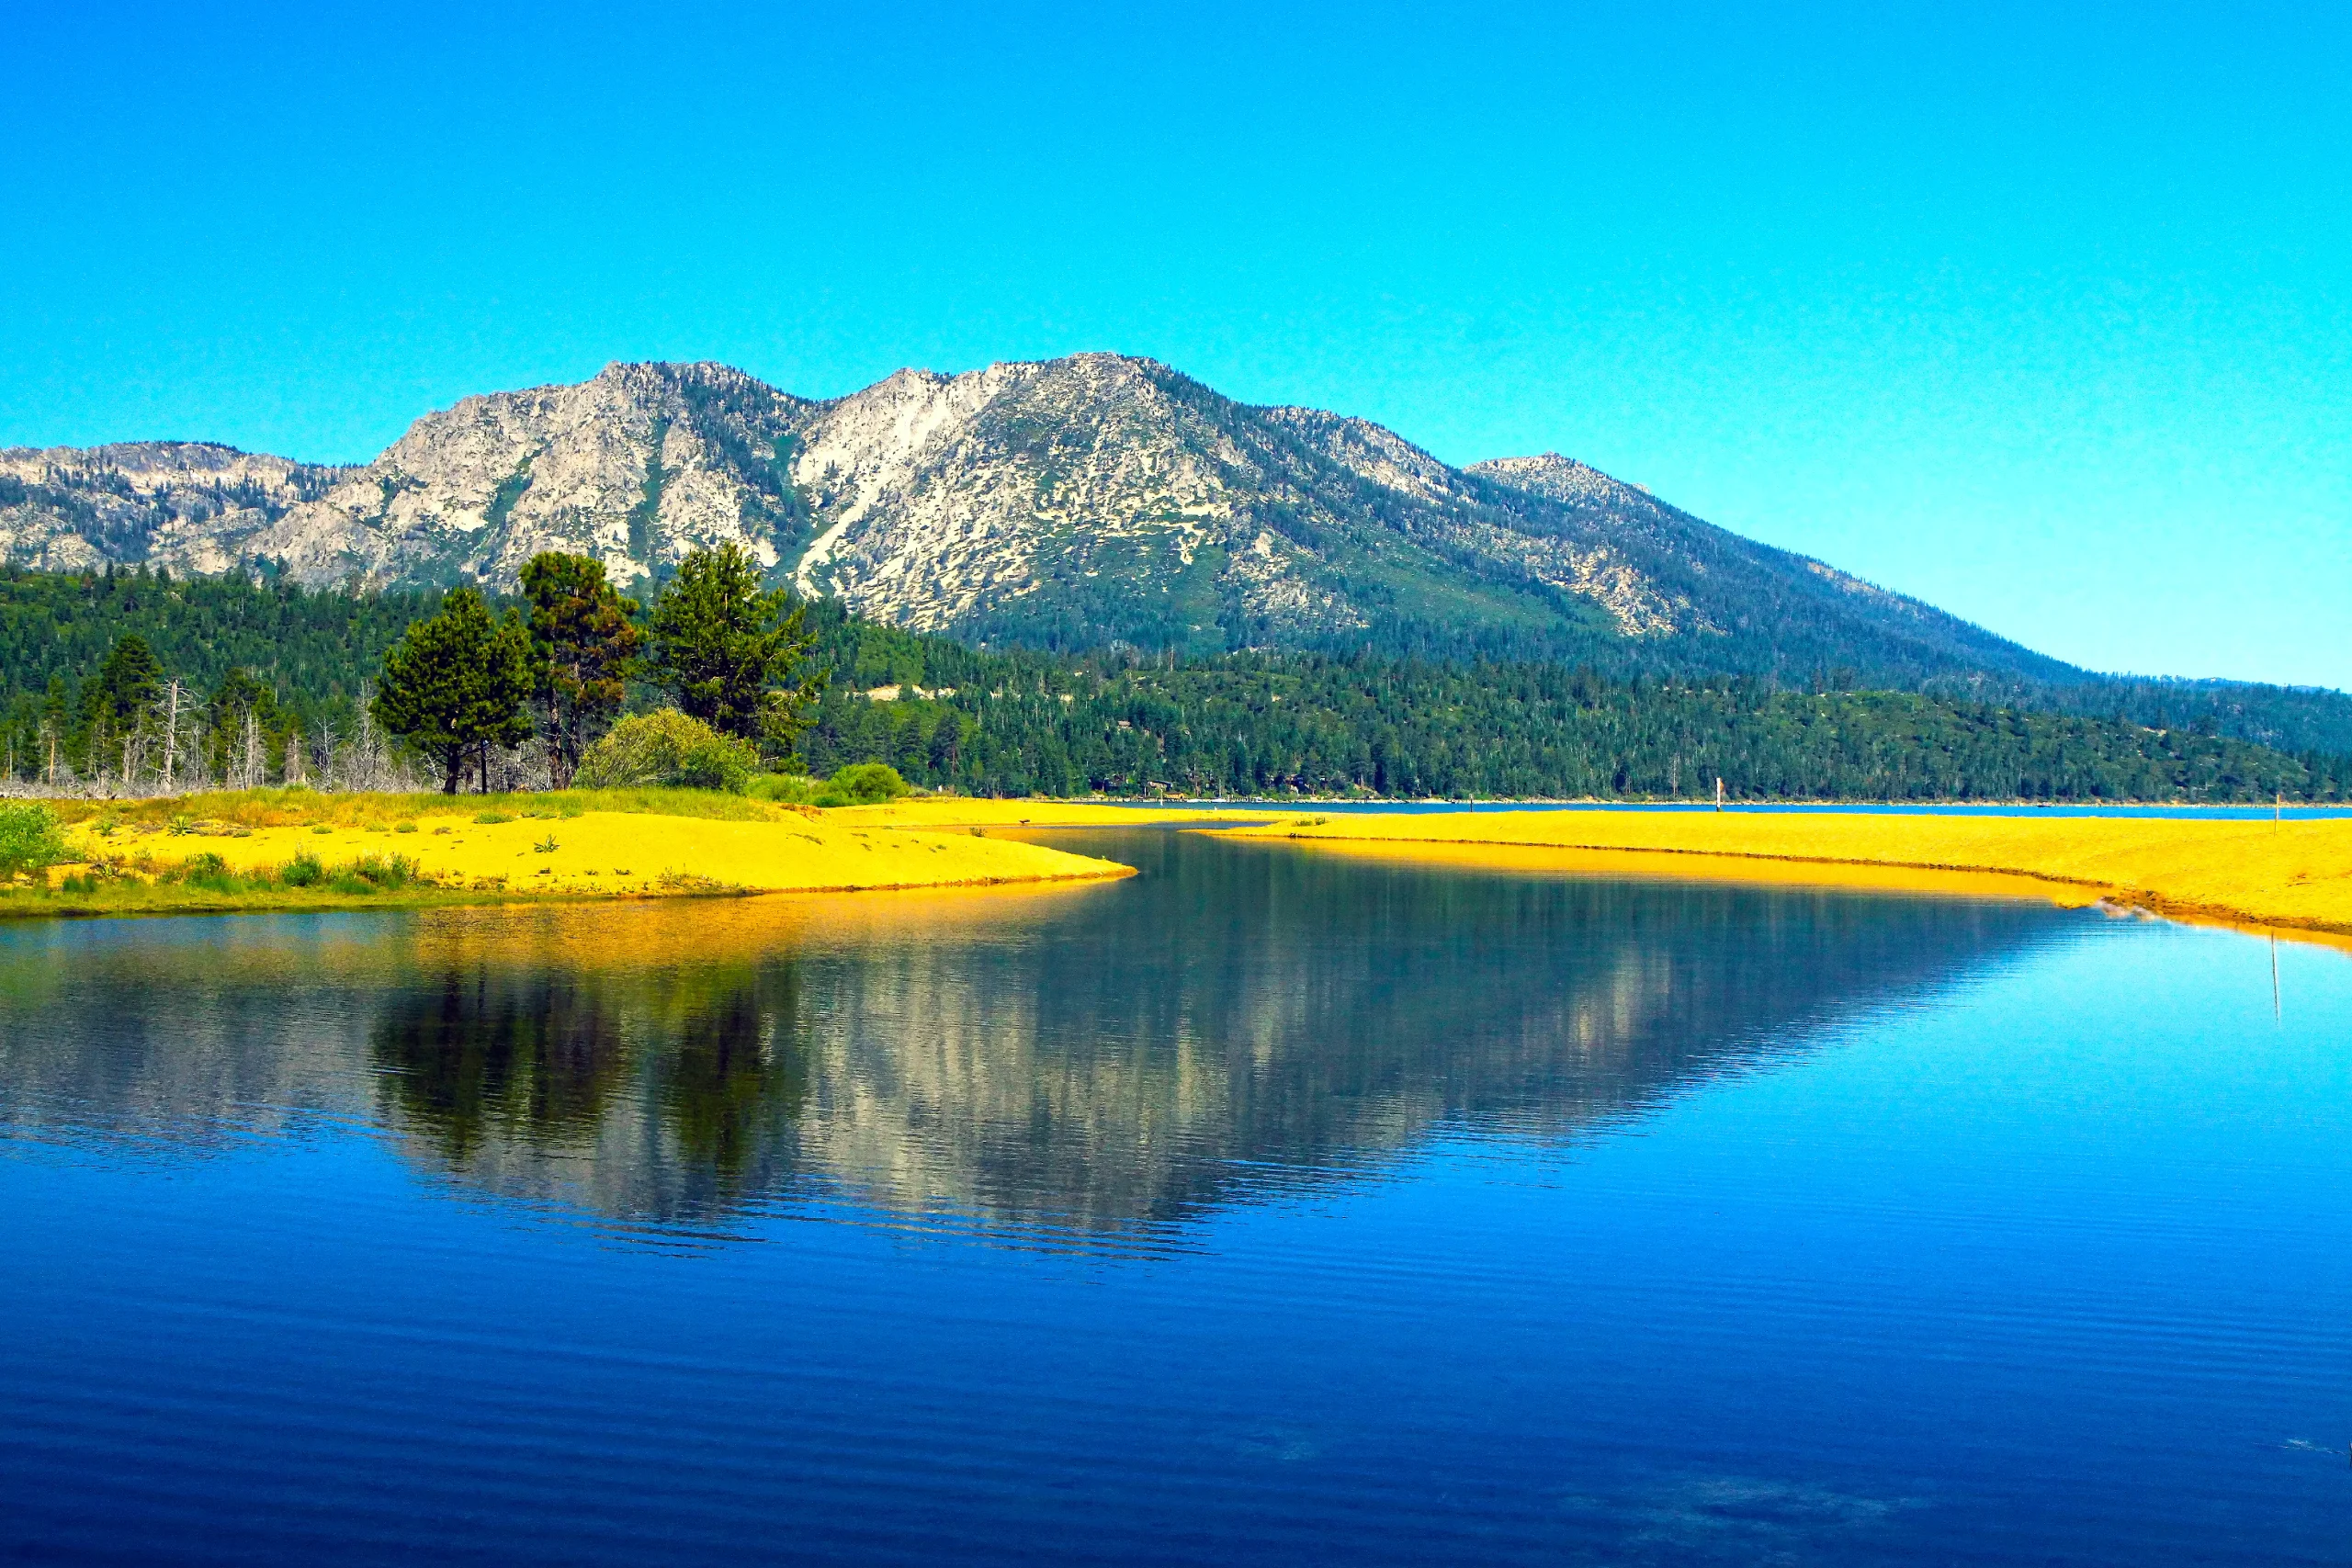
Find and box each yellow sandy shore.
[65,809,1133,897]
[1216,809,2352,941]
[827,799,1284,829]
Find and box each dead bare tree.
[154,679,186,795]
[240,708,265,790]
[351,682,386,794]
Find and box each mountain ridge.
[6,355,2345,760]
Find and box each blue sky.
[6,2,2346,687]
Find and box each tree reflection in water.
[337,830,2082,1244]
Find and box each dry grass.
[6,798,1133,919]
[49,785,789,832]
[827,799,1285,829]
[1215,808,2352,941]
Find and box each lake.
[3,827,2346,1564]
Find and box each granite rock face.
[244,362,814,592]
[0,442,353,577]
[1,355,2072,683]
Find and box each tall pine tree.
[521,552,643,789]
[373,589,533,793]
[647,544,824,759]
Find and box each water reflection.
[0,830,2082,1244]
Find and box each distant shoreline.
[1202,809,2352,949]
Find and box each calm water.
[2,829,2346,1564]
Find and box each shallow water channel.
[3,827,2346,1563]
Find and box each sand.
[61,808,1133,901]
[1213,808,2352,942]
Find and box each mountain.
[7,355,2349,757]
[1,355,2081,689]
[0,442,353,576]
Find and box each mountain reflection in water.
[0,829,2079,1245]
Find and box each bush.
[167,852,245,893]
[812,762,911,807]
[574,709,760,793]
[746,774,819,805]
[345,852,419,890]
[278,851,326,887]
[0,803,68,877]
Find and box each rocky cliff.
[1,354,2078,686]
[0,442,352,576]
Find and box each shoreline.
[1207,809,2352,947]
[4,796,1135,920]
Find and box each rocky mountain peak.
[1467,453,1648,511]
[0,354,2077,688]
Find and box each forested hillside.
[3,565,2342,803]
[0,565,438,772]
[799,615,2352,802]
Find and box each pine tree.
[521,552,643,789]
[373,588,533,794]
[647,544,824,759]
[87,635,162,733]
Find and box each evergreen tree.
[521,552,643,788]
[87,635,163,730]
[373,588,533,793]
[647,544,824,758]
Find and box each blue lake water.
[2,829,2347,1563]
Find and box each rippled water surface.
[3,829,2346,1564]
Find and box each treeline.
[800,639,2352,803]
[0,563,435,778]
[2,563,2345,802]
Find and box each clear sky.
[6,2,2346,687]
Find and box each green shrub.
[746,773,818,805]
[812,762,911,807]
[346,852,419,890]
[474,811,514,825]
[277,851,326,887]
[394,821,419,834]
[167,814,197,837]
[574,709,759,793]
[0,803,69,877]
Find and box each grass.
[21,844,471,918]
[1216,808,2352,942]
[2,792,1136,920]
[46,785,793,833]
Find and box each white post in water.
[1715,777,1724,812]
